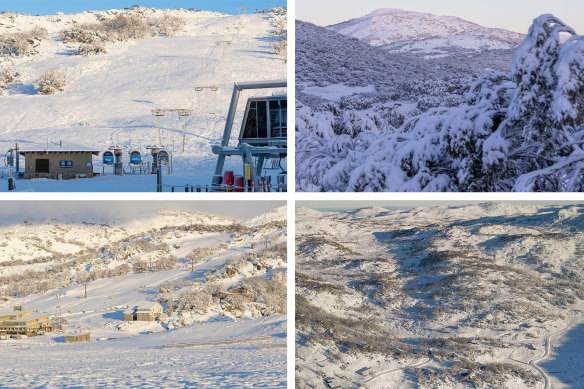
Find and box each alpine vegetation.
[0,26,48,58]
[269,7,287,62]
[0,67,16,95]
[60,10,186,56]
[296,14,584,192]
[36,68,66,94]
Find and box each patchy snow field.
[0,7,286,191]
[296,203,584,388]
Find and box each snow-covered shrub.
[132,259,148,273]
[73,42,107,56]
[151,255,177,271]
[60,13,185,52]
[37,68,66,95]
[0,67,16,95]
[0,26,47,57]
[175,290,213,313]
[60,27,107,45]
[113,263,131,276]
[102,14,150,41]
[272,37,287,61]
[242,273,286,314]
[151,15,186,37]
[270,7,287,61]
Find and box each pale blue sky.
[0,1,285,16]
[296,0,584,34]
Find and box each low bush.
[37,68,66,95]
[0,67,15,95]
[60,13,186,54]
[0,26,47,57]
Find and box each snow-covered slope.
[328,8,524,50]
[296,203,584,388]
[0,7,286,191]
[0,205,287,387]
[244,205,287,227]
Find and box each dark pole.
[157,158,162,192]
[14,143,19,178]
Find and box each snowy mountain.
[328,8,524,54]
[0,7,286,191]
[0,205,287,387]
[296,203,584,388]
[244,205,287,227]
[295,20,510,109]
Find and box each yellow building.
[0,313,54,336]
[124,302,164,322]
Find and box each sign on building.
[103,151,114,165]
[130,151,142,165]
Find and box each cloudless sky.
[0,1,285,16]
[296,0,584,34]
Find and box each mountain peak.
[328,8,524,48]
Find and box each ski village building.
[65,333,90,343]
[0,309,54,336]
[18,143,99,180]
[124,302,164,322]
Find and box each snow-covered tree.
[509,15,576,171]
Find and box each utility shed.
[18,144,99,180]
[65,333,90,343]
[135,302,164,321]
[125,302,164,321]
[123,309,135,322]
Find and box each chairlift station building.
[18,146,100,180]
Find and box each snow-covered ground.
[296,203,584,388]
[0,203,287,387]
[0,7,286,191]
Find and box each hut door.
[35,159,50,173]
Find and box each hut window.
[281,99,287,137]
[35,159,49,173]
[243,101,257,138]
[269,99,287,138]
[257,100,267,138]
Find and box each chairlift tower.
[195,86,219,115]
[177,109,193,152]
[151,108,193,153]
[152,109,166,146]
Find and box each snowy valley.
[0,204,287,387]
[296,203,584,388]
